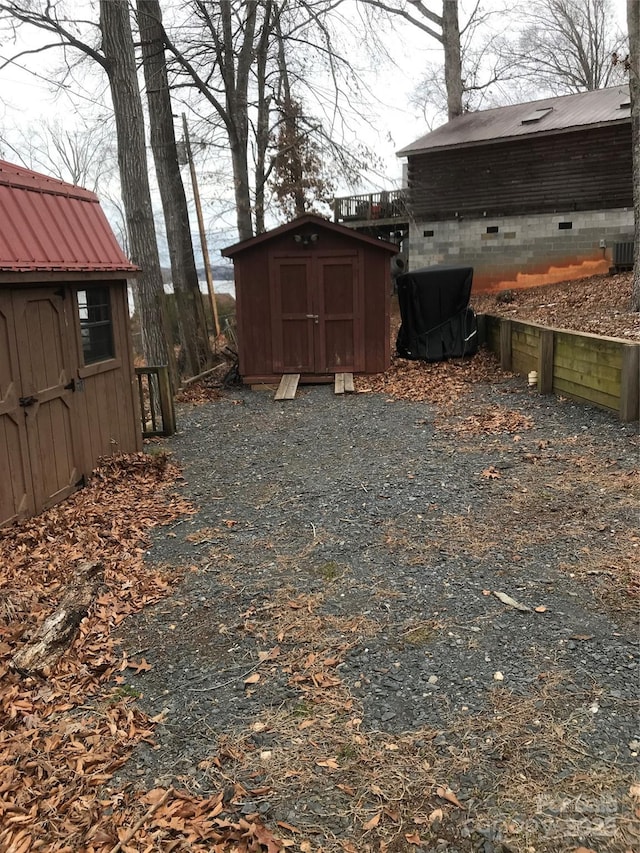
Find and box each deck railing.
[135,366,176,438]
[334,190,408,223]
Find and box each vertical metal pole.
[182,113,221,338]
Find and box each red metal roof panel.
[0,160,138,274]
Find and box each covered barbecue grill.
[395,265,478,361]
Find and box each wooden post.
[538,328,554,394]
[157,365,177,436]
[182,113,221,338]
[476,313,486,346]
[499,319,512,371]
[620,343,640,422]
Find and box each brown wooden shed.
[0,160,142,527]
[222,214,399,384]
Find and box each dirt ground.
[1,274,639,853]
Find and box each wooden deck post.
[157,365,177,435]
[620,343,640,422]
[499,319,512,371]
[538,328,554,394]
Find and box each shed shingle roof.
[397,85,631,157]
[0,160,138,275]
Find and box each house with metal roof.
[395,85,633,292]
[0,159,142,526]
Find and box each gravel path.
[114,372,639,852]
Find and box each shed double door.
[271,252,364,375]
[0,288,80,526]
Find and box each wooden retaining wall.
[479,315,639,422]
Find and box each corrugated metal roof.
[0,160,138,274]
[397,85,631,157]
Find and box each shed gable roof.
[0,160,138,275]
[221,213,399,257]
[397,85,631,157]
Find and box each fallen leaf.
[316,758,339,770]
[244,672,261,685]
[428,808,444,824]
[572,848,598,853]
[436,786,464,808]
[362,812,381,831]
[405,832,421,845]
[629,784,640,799]
[298,719,316,730]
[337,784,356,797]
[493,590,531,612]
[482,467,501,479]
[534,605,547,613]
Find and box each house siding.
[409,208,634,292]
[407,124,632,221]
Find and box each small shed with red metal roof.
[0,159,142,527]
[222,214,399,385]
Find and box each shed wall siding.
[409,207,634,292]
[407,125,632,221]
[231,221,392,380]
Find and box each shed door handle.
[19,396,38,407]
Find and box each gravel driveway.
[114,367,639,853]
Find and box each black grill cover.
[396,265,478,361]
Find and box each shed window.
[77,288,114,364]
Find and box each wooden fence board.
[552,377,620,411]
[478,313,638,420]
[553,363,621,395]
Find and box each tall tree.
[162,0,372,238]
[0,1,177,383]
[628,0,640,311]
[358,0,465,119]
[100,0,176,385]
[136,0,213,375]
[163,0,258,240]
[506,0,625,95]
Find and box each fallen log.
[11,560,105,676]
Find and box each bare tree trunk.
[628,0,640,311]
[223,2,257,240]
[137,0,213,376]
[254,1,273,234]
[100,0,177,387]
[442,0,463,119]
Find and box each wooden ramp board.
[275,373,300,401]
[334,373,355,395]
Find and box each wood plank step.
[334,373,355,395]
[274,373,300,401]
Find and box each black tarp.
[395,265,478,361]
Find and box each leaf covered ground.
[471,272,640,341]
[1,276,639,852]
